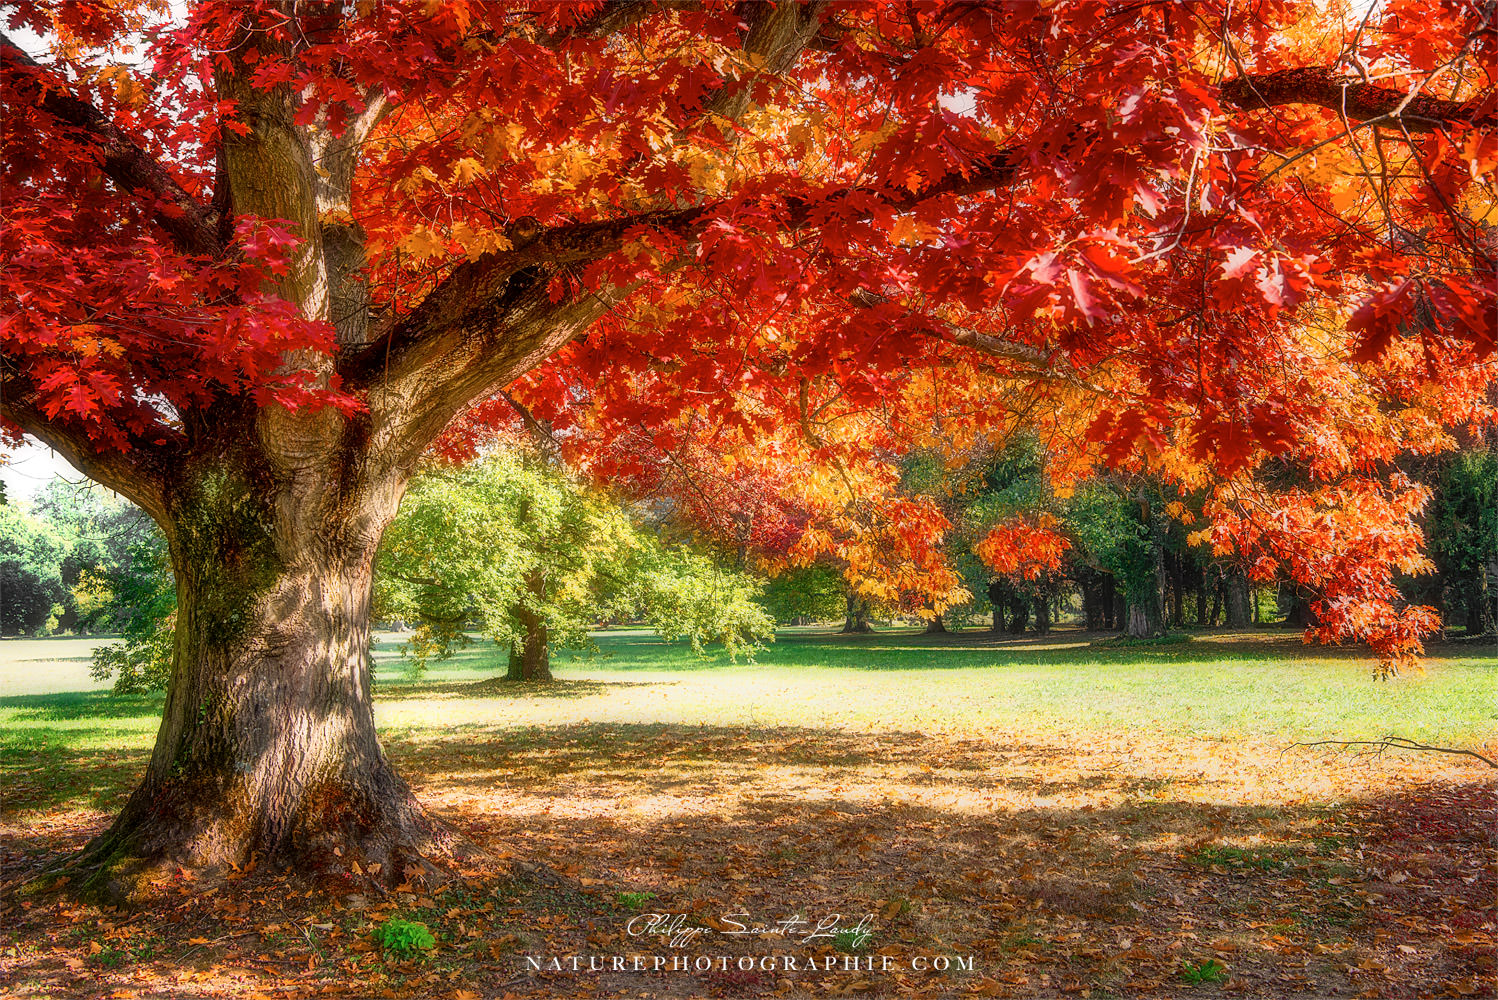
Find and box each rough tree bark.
[840,592,873,634]
[57,445,467,902]
[506,578,553,682]
[924,613,948,634]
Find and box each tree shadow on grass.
[0,739,148,815]
[0,690,164,722]
[763,626,1497,667]
[387,723,1090,796]
[401,725,1491,998]
[1,715,1490,998]
[378,677,670,700]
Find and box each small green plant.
[1179,959,1228,984]
[1188,845,1289,872]
[1097,632,1192,648]
[375,918,436,959]
[833,927,871,953]
[616,891,657,910]
[91,945,126,968]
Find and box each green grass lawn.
[369,626,1496,745]
[3,627,1488,798]
[1,627,1493,999]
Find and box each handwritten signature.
[625,911,874,950]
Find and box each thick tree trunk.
[505,604,553,682]
[1033,596,1051,635]
[1223,569,1252,628]
[840,592,872,634]
[55,465,460,903]
[1007,596,1029,634]
[924,613,948,634]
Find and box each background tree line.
[9,434,1492,696]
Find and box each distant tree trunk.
[988,580,1006,632]
[1102,575,1117,629]
[1082,574,1106,630]
[1195,569,1208,626]
[1169,553,1185,628]
[924,613,948,634]
[505,607,552,682]
[1008,595,1030,634]
[1224,569,1252,627]
[1283,588,1321,628]
[1125,586,1166,638]
[840,592,872,634]
[505,571,552,682]
[1486,558,1498,634]
[1466,579,1487,634]
[1033,596,1051,635]
[1125,504,1167,638]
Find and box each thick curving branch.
[339,149,1022,391]
[0,376,175,523]
[1221,66,1496,133]
[0,35,224,257]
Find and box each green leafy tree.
[759,565,848,625]
[32,481,166,634]
[1427,449,1498,635]
[1064,478,1169,637]
[24,484,184,694]
[376,452,773,680]
[0,504,66,634]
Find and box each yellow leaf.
[397,165,440,194]
[450,221,513,260]
[450,157,486,186]
[396,227,445,261]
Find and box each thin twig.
[1285,736,1497,769]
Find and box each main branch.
[0,35,224,257]
[1221,66,1495,133]
[0,373,174,521]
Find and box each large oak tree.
[2,0,1492,898]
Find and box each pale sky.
[1,440,91,503]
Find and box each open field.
[1,628,1494,998]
